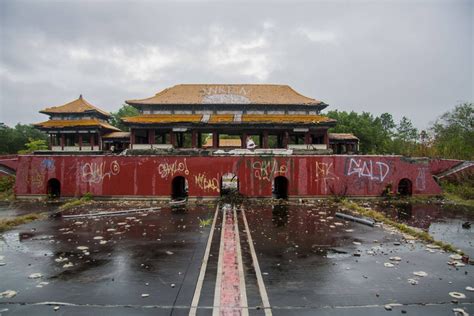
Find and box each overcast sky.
[0,0,472,129]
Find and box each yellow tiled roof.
[34,119,121,131]
[208,114,234,123]
[121,114,334,125]
[102,132,131,139]
[126,84,323,106]
[40,95,111,117]
[242,114,335,124]
[122,114,202,124]
[329,133,359,141]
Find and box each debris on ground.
[413,271,428,277]
[28,273,43,279]
[0,290,17,298]
[449,292,466,299]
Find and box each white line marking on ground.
[212,204,226,316]
[234,206,249,316]
[242,207,273,316]
[189,203,220,316]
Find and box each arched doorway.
[273,176,289,199]
[398,178,412,196]
[171,176,188,199]
[47,178,61,199]
[220,173,239,196]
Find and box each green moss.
[59,193,94,211]
[0,213,46,233]
[199,218,213,227]
[341,200,463,254]
[0,176,15,201]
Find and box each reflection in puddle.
[272,204,289,227]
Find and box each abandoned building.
[123,84,337,152]
[34,95,121,152]
[15,84,455,200]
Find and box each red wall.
[15,155,444,198]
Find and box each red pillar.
[191,130,198,148]
[170,131,176,147]
[283,131,289,148]
[130,129,135,149]
[323,130,329,147]
[241,133,247,149]
[78,134,82,151]
[212,131,219,148]
[90,134,94,150]
[148,129,155,144]
[263,131,269,148]
[60,133,65,150]
[304,132,311,145]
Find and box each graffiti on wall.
[194,173,220,193]
[252,160,287,181]
[158,159,189,179]
[314,162,339,193]
[346,158,390,182]
[30,170,44,188]
[200,86,251,104]
[416,167,427,191]
[81,161,120,184]
[41,158,55,170]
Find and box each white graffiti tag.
[158,159,189,179]
[252,160,287,181]
[416,168,427,191]
[81,161,120,184]
[346,158,390,182]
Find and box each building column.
[323,130,329,147]
[130,129,135,149]
[79,134,83,151]
[262,131,269,148]
[241,133,247,149]
[90,134,94,150]
[212,131,219,148]
[283,131,289,149]
[60,133,65,151]
[191,130,198,148]
[49,134,53,150]
[304,132,311,145]
[148,129,155,145]
[170,131,176,147]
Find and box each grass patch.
[341,200,462,254]
[199,217,213,227]
[59,193,93,211]
[0,176,15,202]
[439,176,474,207]
[0,213,46,233]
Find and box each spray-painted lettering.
[194,173,220,193]
[158,159,189,179]
[252,160,287,181]
[416,167,427,190]
[346,158,390,182]
[81,161,120,184]
[314,162,339,193]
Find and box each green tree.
[110,104,139,131]
[18,138,48,154]
[0,124,47,154]
[431,103,474,160]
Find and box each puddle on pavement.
[374,202,474,256]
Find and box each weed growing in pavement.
[199,217,213,227]
[341,200,462,254]
[0,213,46,233]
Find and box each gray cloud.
[0,0,472,129]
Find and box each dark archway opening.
[171,176,188,200]
[273,176,289,199]
[220,173,239,196]
[47,178,61,199]
[398,178,412,196]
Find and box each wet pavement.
[0,200,473,315]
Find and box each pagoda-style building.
[123,84,336,152]
[329,133,359,154]
[34,95,121,152]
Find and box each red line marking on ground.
[219,208,242,315]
